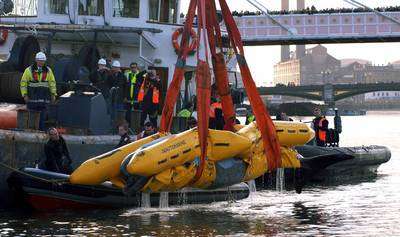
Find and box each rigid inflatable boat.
[7,168,250,211]
[255,145,391,190]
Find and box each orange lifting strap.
[160,0,281,182]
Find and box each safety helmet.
[35,52,47,61]
[112,60,121,68]
[98,58,107,65]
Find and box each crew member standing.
[209,98,223,129]
[20,52,57,130]
[108,60,127,122]
[124,62,146,110]
[138,70,160,127]
[312,107,329,147]
[90,58,111,100]
[124,62,146,124]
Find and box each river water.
[1,111,399,236]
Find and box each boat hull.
[7,168,250,211]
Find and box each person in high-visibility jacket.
[20,52,57,130]
[124,62,146,111]
[312,107,329,147]
[245,113,255,125]
[177,102,193,118]
[209,98,223,129]
[138,70,160,127]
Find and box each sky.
[180,0,400,86]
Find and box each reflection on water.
[1,112,400,236]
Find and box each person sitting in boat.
[108,60,127,122]
[20,52,57,131]
[40,127,73,174]
[137,121,157,140]
[115,122,131,148]
[90,58,111,102]
[138,70,160,127]
[312,107,329,147]
[276,111,293,121]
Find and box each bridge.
[234,11,400,45]
[257,82,400,105]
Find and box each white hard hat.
[35,52,47,61]
[112,60,121,68]
[98,58,107,65]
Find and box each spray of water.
[276,168,285,192]
[159,192,169,208]
[247,180,257,193]
[141,192,151,208]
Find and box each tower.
[280,0,306,61]
[296,0,306,59]
[280,0,290,62]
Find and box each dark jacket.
[313,116,329,143]
[90,68,111,99]
[41,136,72,174]
[141,77,161,111]
[115,133,131,148]
[109,71,127,105]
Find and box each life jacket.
[209,102,222,118]
[137,80,159,104]
[177,109,192,118]
[317,117,327,142]
[247,114,255,123]
[126,70,138,103]
[28,65,51,104]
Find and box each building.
[273,44,400,105]
[274,45,340,86]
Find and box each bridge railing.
[233,11,400,40]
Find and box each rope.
[0,161,69,185]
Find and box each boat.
[0,0,393,209]
[7,168,250,210]
[255,145,391,191]
[325,108,367,116]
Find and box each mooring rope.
[0,161,69,185]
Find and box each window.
[113,0,140,18]
[149,0,178,24]
[79,0,104,16]
[45,0,68,14]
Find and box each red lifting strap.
[161,0,281,182]
[205,0,236,131]
[159,0,197,133]
[192,60,211,183]
[218,0,281,170]
[192,0,210,184]
[212,53,236,131]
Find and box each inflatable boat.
[255,145,391,190]
[7,168,250,211]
